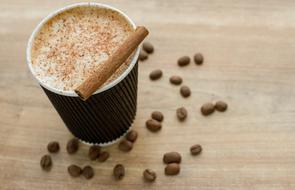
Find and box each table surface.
[1,0,295,189]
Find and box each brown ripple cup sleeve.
[75,26,149,101]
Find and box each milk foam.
[31,6,134,91]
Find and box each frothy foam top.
[31,6,134,92]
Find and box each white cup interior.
[26,2,140,97]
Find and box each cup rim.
[26,2,140,97]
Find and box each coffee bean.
[82,166,94,179]
[194,53,204,65]
[118,139,133,152]
[113,164,125,180]
[190,144,202,155]
[142,42,154,54]
[201,102,215,116]
[139,50,148,61]
[88,145,101,160]
[68,164,82,177]
[47,141,60,153]
[98,151,110,162]
[66,138,79,154]
[176,107,187,121]
[165,163,180,175]
[151,111,164,122]
[126,130,138,142]
[169,75,182,85]
[163,152,181,164]
[143,169,157,182]
[146,119,162,132]
[180,85,191,98]
[177,56,190,66]
[149,69,162,80]
[215,101,228,112]
[40,154,52,171]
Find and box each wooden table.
[1,0,295,189]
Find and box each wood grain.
[1,0,295,189]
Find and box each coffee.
[180,85,191,97]
[125,130,138,142]
[201,102,215,116]
[66,138,79,154]
[190,144,202,155]
[30,6,134,91]
[176,107,187,121]
[113,164,125,180]
[149,69,163,80]
[177,56,190,66]
[142,42,154,54]
[163,152,182,164]
[47,141,60,153]
[118,139,133,152]
[40,154,52,171]
[143,169,157,182]
[151,111,164,122]
[165,163,180,175]
[82,165,94,179]
[68,165,82,177]
[194,53,204,65]
[88,145,101,160]
[98,151,110,162]
[139,50,148,61]
[215,101,228,112]
[169,75,182,85]
[146,119,162,132]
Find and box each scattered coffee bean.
[139,50,148,61]
[118,139,133,152]
[165,163,180,175]
[190,144,202,155]
[82,166,94,179]
[169,75,182,85]
[98,151,110,162]
[176,107,188,121]
[66,138,79,154]
[151,111,164,122]
[47,141,60,153]
[149,69,163,80]
[146,119,162,132]
[88,145,101,160]
[180,85,191,98]
[68,164,82,177]
[40,154,52,171]
[143,169,157,182]
[177,56,190,66]
[113,164,125,180]
[163,152,182,164]
[215,101,228,112]
[194,53,204,65]
[142,42,154,54]
[201,102,215,116]
[126,130,138,142]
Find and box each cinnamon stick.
[75,26,149,100]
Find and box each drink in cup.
[26,2,140,145]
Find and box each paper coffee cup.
[26,2,140,146]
